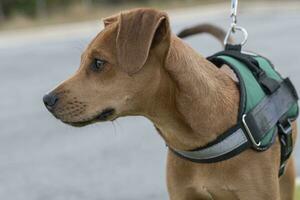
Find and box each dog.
[43,8,297,200]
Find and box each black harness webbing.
[244,78,297,145]
[169,45,298,176]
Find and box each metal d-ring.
[242,114,261,148]
[224,23,248,46]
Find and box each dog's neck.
[145,36,240,150]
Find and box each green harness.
[171,45,298,176]
[218,52,298,147]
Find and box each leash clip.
[231,0,238,25]
[224,0,248,46]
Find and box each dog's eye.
[91,59,106,71]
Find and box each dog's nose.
[43,93,58,110]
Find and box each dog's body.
[43,8,297,200]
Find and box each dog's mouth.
[63,108,116,127]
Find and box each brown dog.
[43,8,297,200]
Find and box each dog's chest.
[196,186,240,200]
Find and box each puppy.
[43,8,297,200]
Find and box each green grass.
[296,186,300,200]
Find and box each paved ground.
[0,3,300,200]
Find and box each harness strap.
[208,50,281,94]
[278,118,293,176]
[170,54,298,168]
[171,125,250,163]
[209,50,262,77]
[244,78,298,145]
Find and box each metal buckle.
[242,114,261,148]
[278,118,293,176]
[278,119,292,135]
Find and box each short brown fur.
[45,8,297,200]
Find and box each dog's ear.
[103,14,119,27]
[116,9,170,75]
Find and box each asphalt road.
[0,4,300,200]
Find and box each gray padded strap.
[174,128,248,160]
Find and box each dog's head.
[43,8,171,126]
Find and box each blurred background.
[0,0,226,30]
[0,0,300,199]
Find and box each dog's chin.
[61,108,116,127]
